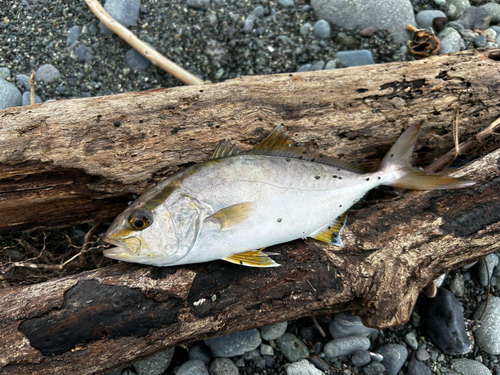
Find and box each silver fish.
[103,122,474,267]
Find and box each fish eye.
[128,210,153,230]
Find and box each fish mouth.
[103,236,141,258]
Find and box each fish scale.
[103,122,474,267]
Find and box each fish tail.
[378,120,475,190]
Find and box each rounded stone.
[408,354,431,375]
[188,343,212,365]
[177,359,209,375]
[66,25,81,46]
[278,0,294,8]
[449,274,465,297]
[100,0,141,34]
[362,361,385,375]
[324,336,370,358]
[132,348,175,375]
[22,92,42,106]
[444,0,471,20]
[285,359,323,375]
[0,79,22,110]
[451,358,491,375]
[313,20,330,39]
[478,253,499,287]
[260,321,287,340]
[481,3,500,24]
[351,350,371,367]
[404,330,418,351]
[416,346,431,361]
[439,29,464,55]
[299,23,312,36]
[374,344,408,375]
[335,50,374,67]
[204,329,261,357]
[473,296,500,354]
[35,64,61,84]
[126,48,152,71]
[275,333,309,362]
[209,357,238,375]
[0,67,10,80]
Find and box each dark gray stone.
[276,333,309,362]
[125,47,151,71]
[100,0,141,34]
[420,287,471,355]
[473,296,500,354]
[132,348,175,375]
[187,0,210,10]
[0,79,22,110]
[416,346,431,361]
[363,361,385,375]
[408,354,431,375]
[481,3,500,23]
[374,344,407,375]
[177,359,209,375]
[260,321,287,340]
[329,311,376,339]
[310,356,329,371]
[243,13,256,33]
[15,74,31,90]
[444,0,471,20]
[66,25,81,46]
[324,336,370,358]
[253,6,265,18]
[75,45,94,63]
[474,34,487,47]
[188,343,212,365]
[204,329,261,357]
[404,330,418,351]
[454,6,491,29]
[22,92,42,106]
[351,350,371,367]
[313,19,330,39]
[451,358,491,375]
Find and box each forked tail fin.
[379,121,475,190]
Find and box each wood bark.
[1,49,500,232]
[1,145,499,374]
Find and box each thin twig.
[84,0,204,86]
[453,107,460,158]
[61,223,101,268]
[425,115,500,173]
[478,259,490,321]
[311,315,327,338]
[30,71,36,105]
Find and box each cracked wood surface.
[1,49,500,231]
[1,146,499,374]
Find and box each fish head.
[103,195,185,265]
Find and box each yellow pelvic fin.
[208,202,256,230]
[224,248,280,267]
[310,211,348,246]
[249,125,364,173]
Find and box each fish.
[103,122,474,267]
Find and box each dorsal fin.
[249,125,363,173]
[210,140,238,160]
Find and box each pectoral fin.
[224,249,280,267]
[310,211,348,246]
[207,202,256,230]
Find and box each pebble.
[434,0,447,6]
[14,74,31,91]
[299,23,312,36]
[0,67,10,80]
[454,6,491,30]
[324,335,370,358]
[278,0,294,8]
[66,25,80,46]
[474,34,487,47]
[100,0,141,34]
[421,287,471,355]
[484,28,497,40]
[243,13,256,33]
[188,343,212,365]
[362,361,385,375]
[449,274,465,297]
[374,344,407,375]
[451,358,491,375]
[253,5,265,18]
[313,20,330,39]
[285,359,323,375]
[263,355,275,367]
[335,50,375,67]
[260,344,274,356]
[324,60,336,70]
[125,47,151,71]
[309,356,329,371]
[408,354,431,375]
[351,350,371,367]
[311,0,415,44]
[433,17,449,33]
[204,329,261,357]
[359,27,375,37]
[481,3,500,24]
[0,79,22,110]
[35,64,61,84]
[416,10,447,29]
[21,92,42,106]
[438,28,465,55]
[132,348,175,375]
[335,32,358,49]
[276,333,309,362]
[260,321,287,341]
[473,296,500,354]
[209,357,238,375]
[297,64,312,72]
[75,45,94,64]
[416,346,431,361]
[404,330,418,350]
[177,359,209,375]
[329,311,376,339]
[311,61,325,71]
[444,0,471,20]
[478,253,499,287]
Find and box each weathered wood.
[1,49,500,232]
[1,145,499,374]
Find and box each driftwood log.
[1,48,500,232]
[1,49,500,374]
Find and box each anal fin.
[310,211,348,246]
[224,248,280,267]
